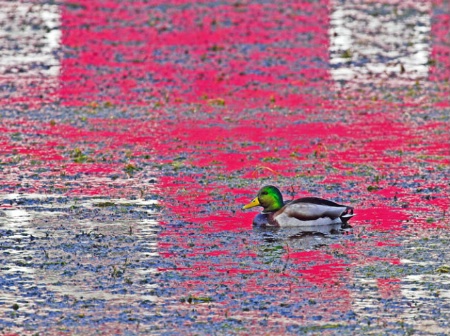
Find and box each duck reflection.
[253,222,352,244]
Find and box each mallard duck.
[242,185,355,227]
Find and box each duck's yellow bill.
[242,197,260,210]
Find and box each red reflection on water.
[59,0,330,108]
[377,278,402,299]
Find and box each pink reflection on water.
[59,0,331,108]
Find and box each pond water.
[0,0,449,334]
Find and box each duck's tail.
[340,206,355,224]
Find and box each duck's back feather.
[288,197,345,208]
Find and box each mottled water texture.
[1,0,449,335]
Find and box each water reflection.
[0,194,161,323]
[0,2,61,105]
[329,0,431,85]
[0,0,448,333]
[351,271,450,333]
[254,223,351,242]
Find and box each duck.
[242,185,355,227]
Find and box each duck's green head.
[242,185,284,213]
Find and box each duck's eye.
[261,191,268,195]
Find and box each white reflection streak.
[0,2,61,77]
[1,194,161,306]
[329,0,431,85]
